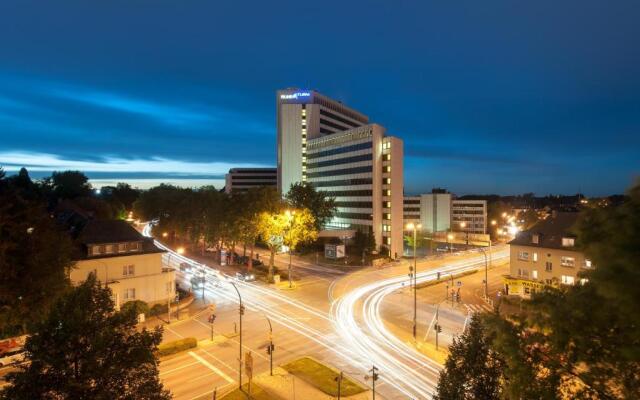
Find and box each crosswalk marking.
[188,351,235,383]
[464,303,492,314]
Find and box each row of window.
[311,178,373,188]
[334,201,373,208]
[89,242,141,256]
[306,153,372,170]
[516,269,586,286]
[404,207,420,212]
[231,175,278,180]
[517,251,592,268]
[334,212,373,221]
[306,166,372,179]
[319,109,361,128]
[307,141,373,160]
[320,189,373,197]
[404,199,420,204]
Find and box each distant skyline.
[1,1,638,196]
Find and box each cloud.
[0,151,268,176]
[405,144,529,165]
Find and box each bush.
[157,337,197,357]
[120,300,150,317]
[149,303,168,317]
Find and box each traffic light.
[435,323,442,333]
[437,272,441,280]
[239,304,245,315]
[208,314,216,323]
[266,343,274,355]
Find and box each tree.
[285,182,336,230]
[50,170,93,199]
[435,314,504,400]
[0,172,75,337]
[1,274,171,400]
[257,208,318,282]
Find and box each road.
[142,225,509,399]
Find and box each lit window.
[383,178,391,185]
[383,213,391,220]
[382,141,391,150]
[384,201,391,208]
[123,288,136,300]
[383,154,391,161]
[105,244,114,254]
[119,243,127,253]
[384,190,391,196]
[532,234,539,244]
[584,259,592,268]
[123,265,135,277]
[383,224,391,232]
[532,270,538,279]
[561,275,575,285]
[561,256,575,267]
[562,237,575,247]
[533,252,538,262]
[384,165,391,172]
[580,278,588,285]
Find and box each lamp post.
[447,233,454,253]
[229,282,244,389]
[459,221,469,249]
[406,222,421,340]
[480,239,492,299]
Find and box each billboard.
[324,244,345,259]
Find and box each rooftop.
[509,211,581,250]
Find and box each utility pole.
[335,371,343,400]
[230,282,243,389]
[407,223,421,340]
[435,303,441,350]
[201,270,206,304]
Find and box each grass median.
[282,357,367,397]
[157,337,197,357]
[219,383,270,400]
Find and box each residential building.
[504,212,592,298]
[225,167,277,194]
[451,199,487,234]
[305,124,404,258]
[276,88,369,194]
[69,219,175,309]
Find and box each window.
[118,243,127,253]
[383,213,391,220]
[384,237,391,245]
[517,251,529,261]
[531,234,539,244]
[580,278,589,285]
[383,201,391,208]
[532,270,538,279]
[383,154,391,161]
[382,141,391,150]
[545,279,553,285]
[382,224,391,232]
[521,269,529,278]
[383,165,391,172]
[561,275,575,285]
[545,262,553,272]
[123,264,135,277]
[382,178,391,185]
[129,242,140,251]
[562,237,575,247]
[561,256,575,267]
[384,189,391,196]
[105,244,115,254]
[533,252,538,262]
[123,288,136,300]
[584,259,593,268]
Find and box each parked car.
[0,348,25,368]
[235,271,256,282]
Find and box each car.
[0,349,25,368]
[179,262,192,272]
[235,271,256,282]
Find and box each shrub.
[157,337,197,357]
[120,300,150,317]
[149,303,168,317]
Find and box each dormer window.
[562,237,575,247]
[531,234,539,244]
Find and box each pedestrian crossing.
[464,303,493,314]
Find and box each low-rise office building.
[306,124,404,258]
[504,212,592,298]
[403,190,453,234]
[451,199,487,234]
[225,168,277,194]
[69,219,175,309]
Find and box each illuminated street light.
[162,232,168,238]
[491,220,497,226]
[406,223,421,340]
[176,247,185,255]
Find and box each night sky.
[1,1,638,195]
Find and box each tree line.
[435,181,640,399]
[133,182,336,280]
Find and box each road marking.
[165,325,185,339]
[188,382,235,400]
[188,351,234,383]
[159,360,201,376]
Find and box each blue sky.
[0,0,638,195]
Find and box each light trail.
[332,248,509,399]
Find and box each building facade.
[225,168,277,194]
[403,196,421,226]
[69,220,175,309]
[306,124,404,258]
[276,88,369,194]
[451,199,488,234]
[504,212,592,298]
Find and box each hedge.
[157,337,197,357]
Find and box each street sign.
[457,281,462,287]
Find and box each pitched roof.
[76,219,144,244]
[509,212,580,250]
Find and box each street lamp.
[459,221,469,249]
[447,233,454,253]
[229,282,244,389]
[177,247,185,255]
[162,231,168,238]
[406,222,421,341]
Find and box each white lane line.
[159,360,201,376]
[188,351,234,383]
[188,382,235,400]
[165,325,185,339]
